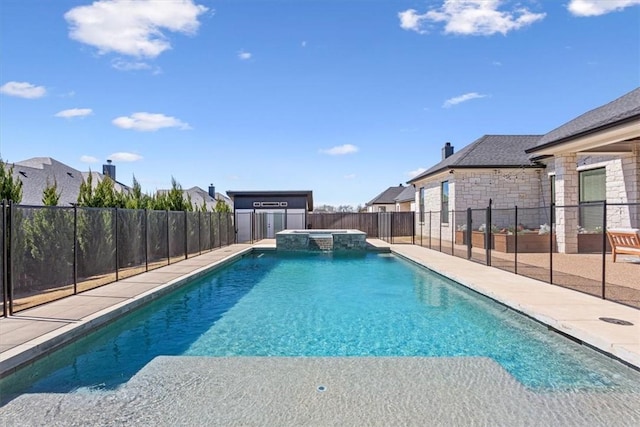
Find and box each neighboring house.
[407,136,545,233]
[525,86,640,253]
[159,184,233,212]
[394,185,416,212]
[7,157,130,206]
[366,185,407,212]
[227,190,314,241]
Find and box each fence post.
[7,201,13,315]
[209,212,213,250]
[114,208,119,281]
[466,208,472,260]
[390,212,394,244]
[486,205,491,266]
[144,209,149,272]
[184,211,188,259]
[438,211,442,252]
[601,201,607,300]
[166,210,171,265]
[428,211,432,249]
[451,211,454,255]
[412,212,415,245]
[73,205,78,293]
[218,212,222,247]
[198,211,202,255]
[2,200,7,317]
[514,206,518,275]
[549,203,554,284]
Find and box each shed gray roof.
[394,185,416,203]
[408,135,543,183]
[9,157,130,206]
[226,190,314,211]
[367,185,406,205]
[526,87,640,153]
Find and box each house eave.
[408,164,544,183]
[525,116,640,156]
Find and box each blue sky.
[1,0,639,207]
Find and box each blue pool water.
[3,251,640,397]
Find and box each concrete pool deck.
[1,239,639,376]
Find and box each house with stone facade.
[406,86,639,254]
[525,86,640,253]
[365,185,407,212]
[394,185,416,212]
[407,136,546,236]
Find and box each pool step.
[308,235,333,251]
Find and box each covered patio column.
[632,144,640,227]
[555,154,579,253]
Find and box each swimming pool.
[2,250,640,400]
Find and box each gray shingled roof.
[367,185,406,205]
[527,87,640,153]
[394,185,416,203]
[408,135,543,183]
[9,157,130,206]
[166,186,232,211]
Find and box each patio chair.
[606,229,640,262]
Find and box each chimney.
[442,142,454,160]
[208,184,216,199]
[103,159,116,180]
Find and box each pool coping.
[0,240,638,379]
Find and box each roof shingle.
[408,135,543,183]
[527,87,640,153]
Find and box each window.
[579,168,605,230]
[379,206,386,213]
[419,187,425,223]
[441,181,449,224]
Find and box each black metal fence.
[235,211,417,243]
[2,201,637,315]
[1,202,235,316]
[412,202,640,309]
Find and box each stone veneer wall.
[276,233,309,250]
[333,233,367,251]
[413,168,545,237]
[276,231,366,251]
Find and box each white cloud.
[0,81,46,99]
[80,155,99,163]
[492,60,502,66]
[344,173,356,179]
[64,0,209,58]
[112,58,151,71]
[319,144,359,155]
[398,9,430,33]
[443,92,487,108]
[238,50,252,60]
[567,0,640,16]
[55,108,93,118]
[301,41,307,48]
[399,0,545,36]
[109,152,143,162]
[407,167,427,178]
[112,112,191,131]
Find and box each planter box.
[493,232,557,253]
[577,234,610,253]
[455,231,492,249]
